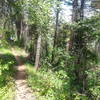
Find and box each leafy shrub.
[26,65,69,100]
[0,80,15,100]
[0,47,16,100]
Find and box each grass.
[25,64,69,100]
[0,46,16,100]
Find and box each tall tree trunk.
[69,0,87,94]
[69,0,79,51]
[80,0,85,19]
[35,35,42,70]
[21,3,29,48]
[52,0,60,61]
[72,0,79,22]
[53,6,59,48]
[15,19,22,40]
[69,0,85,50]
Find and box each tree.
[35,35,42,70]
[68,0,88,94]
[53,0,61,48]
[28,0,52,69]
[52,0,61,62]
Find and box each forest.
[0,0,100,100]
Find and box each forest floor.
[12,48,36,100]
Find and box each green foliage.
[26,65,69,100]
[86,66,100,99]
[0,28,15,48]
[0,47,16,100]
[89,86,100,100]
[0,53,16,84]
[0,28,7,47]
[66,16,100,99]
[28,0,52,30]
[41,48,70,71]
[0,81,15,100]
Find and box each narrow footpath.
[12,49,35,100]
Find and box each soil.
[12,49,35,100]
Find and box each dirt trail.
[12,49,35,100]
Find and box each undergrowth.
[26,65,69,100]
[4,46,99,100]
[0,47,16,100]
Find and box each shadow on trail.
[14,56,24,66]
[0,53,16,66]
[17,55,34,66]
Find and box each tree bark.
[69,0,87,93]
[80,0,85,19]
[35,35,42,70]
[52,0,60,61]
[15,19,22,40]
[53,5,59,48]
[72,0,79,22]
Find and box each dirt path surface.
[12,49,35,100]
